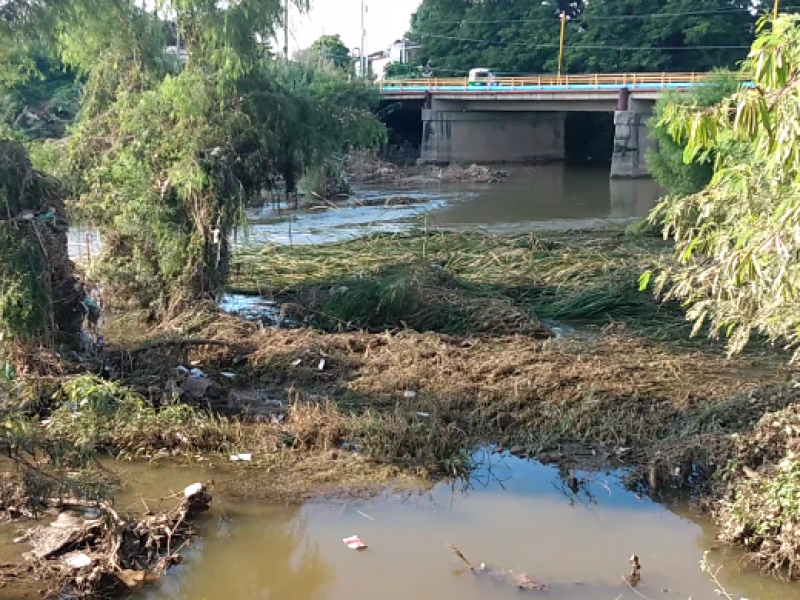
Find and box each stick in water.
[448,544,474,570]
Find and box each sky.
[288,0,423,57]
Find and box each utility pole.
[774,0,780,20]
[360,0,366,77]
[284,0,289,63]
[557,12,566,81]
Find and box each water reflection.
[130,454,798,600]
[142,505,335,600]
[429,164,663,232]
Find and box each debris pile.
[3,483,211,598]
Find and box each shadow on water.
[129,451,798,600]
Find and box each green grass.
[229,228,686,337]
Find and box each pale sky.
[289,0,423,57]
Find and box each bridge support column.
[419,109,565,165]
[610,100,656,179]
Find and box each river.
[55,166,794,600]
[67,165,662,258]
[117,452,798,600]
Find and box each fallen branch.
[447,544,547,591]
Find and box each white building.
[356,39,419,80]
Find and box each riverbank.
[3,226,800,595]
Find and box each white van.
[468,68,495,87]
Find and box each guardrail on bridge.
[378,72,741,92]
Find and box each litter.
[404,390,417,398]
[220,372,236,379]
[318,358,326,371]
[175,365,189,376]
[230,453,252,462]
[189,367,206,378]
[64,553,92,569]
[416,412,430,417]
[291,358,302,367]
[183,483,204,498]
[343,535,367,550]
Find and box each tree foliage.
[646,70,741,198]
[403,0,764,76]
[650,15,800,357]
[2,0,386,317]
[298,35,354,73]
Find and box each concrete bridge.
[378,73,726,178]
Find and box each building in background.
[356,39,419,80]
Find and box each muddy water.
[240,165,662,247]
[67,165,661,259]
[120,454,799,600]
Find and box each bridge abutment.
[610,99,656,179]
[419,109,565,165]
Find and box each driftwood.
[2,482,212,598]
[448,544,548,591]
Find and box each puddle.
[123,453,798,600]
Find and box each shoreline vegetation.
[4,3,800,595]
[3,225,800,595]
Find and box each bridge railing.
[379,72,733,91]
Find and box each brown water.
[111,453,800,600]
[238,165,662,247]
[67,165,661,259]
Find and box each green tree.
[383,62,431,79]
[3,0,385,317]
[299,34,354,72]
[646,69,741,197]
[650,14,800,357]
[403,0,766,76]
[564,0,756,74]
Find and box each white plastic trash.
[65,553,93,569]
[343,535,367,550]
[183,483,204,498]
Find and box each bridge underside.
[416,96,656,178]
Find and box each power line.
[413,32,751,50]
[409,6,800,26]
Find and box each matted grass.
[229,229,688,339]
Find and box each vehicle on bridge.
[468,68,496,87]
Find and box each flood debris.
[343,535,367,550]
[448,544,547,591]
[1,483,212,598]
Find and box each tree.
[300,34,354,72]
[383,62,431,79]
[648,14,800,357]
[646,70,741,198]
[564,0,756,74]
[402,0,766,76]
[3,0,386,317]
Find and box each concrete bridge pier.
[610,93,656,179]
[419,105,565,165]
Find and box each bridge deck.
[378,72,749,95]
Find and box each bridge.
[376,73,728,178]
